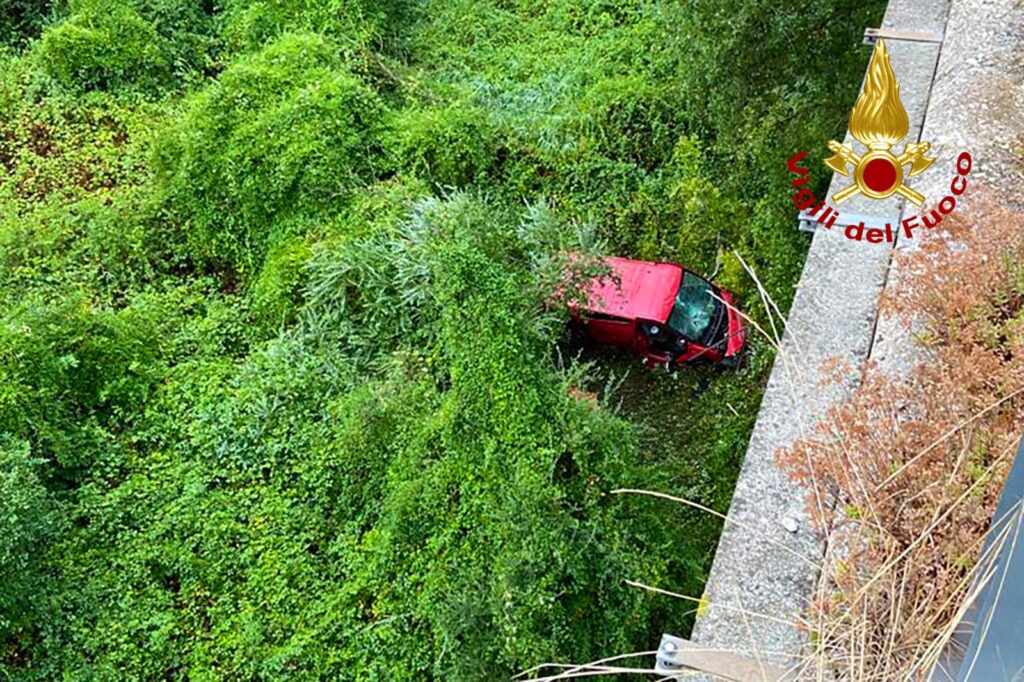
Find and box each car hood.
[581,257,682,323]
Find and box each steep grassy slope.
[0,0,882,678]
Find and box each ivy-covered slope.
[0,0,882,678]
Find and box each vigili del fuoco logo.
[786,38,973,244]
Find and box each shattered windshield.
[667,272,720,344]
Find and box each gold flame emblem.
[826,39,934,205]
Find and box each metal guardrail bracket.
[797,210,901,233]
[863,27,944,45]
[656,633,789,681]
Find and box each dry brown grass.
[778,195,1024,680]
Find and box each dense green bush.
[132,0,219,78]
[250,234,311,330]
[38,0,169,91]
[0,437,58,641]
[573,73,678,169]
[34,0,218,92]
[154,32,390,272]
[220,0,407,57]
[391,104,500,187]
[0,298,163,479]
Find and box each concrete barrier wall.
[684,0,952,675]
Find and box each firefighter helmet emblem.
[825,39,934,206]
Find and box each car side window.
[642,322,685,355]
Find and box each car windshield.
[667,272,720,344]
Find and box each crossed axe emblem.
[825,140,935,206]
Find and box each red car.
[569,256,746,369]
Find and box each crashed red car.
[568,256,746,369]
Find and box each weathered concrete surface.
[869,0,1024,376]
[685,228,894,676]
[683,0,952,675]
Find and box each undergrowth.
[0,0,885,678]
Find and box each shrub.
[0,437,58,641]
[153,32,391,273]
[604,136,742,273]
[37,0,170,91]
[572,73,677,170]
[390,103,500,188]
[34,0,218,92]
[220,0,406,56]
[0,298,163,477]
[250,234,311,331]
[548,0,648,37]
[132,0,219,80]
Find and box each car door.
[583,313,636,350]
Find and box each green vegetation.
[0,0,882,678]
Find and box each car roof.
[581,256,683,323]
